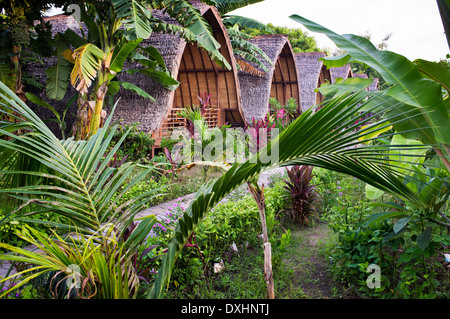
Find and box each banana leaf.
[290,14,450,146]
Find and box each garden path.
[0,168,287,287]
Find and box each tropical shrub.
[108,121,154,164]
[0,81,162,299]
[283,165,320,226]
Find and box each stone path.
[0,167,287,287]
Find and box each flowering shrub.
[151,198,186,238]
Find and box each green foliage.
[282,166,320,226]
[108,121,154,164]
[161,179,292,298]
[241,23,321,53]
[0,81,162,299]
[321,169,450,298]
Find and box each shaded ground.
[280,222,356,299]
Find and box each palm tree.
[148,12,450,298]
[0,80,161,298]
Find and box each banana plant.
[290,12,450,249]
[44,0,230,139]
[0,79,164,298]
[147,79,435,298]
[289,13,450,171]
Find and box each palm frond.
[0,80,156,234]
[148,86,433,298]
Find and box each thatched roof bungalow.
[26,5,244,148]
[111,3,244,151]
[330,64,353,83]
[237,34,301,123]
[294,52,331,112]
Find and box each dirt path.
[281,222,350,299]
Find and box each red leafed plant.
[283,165,321,226]
[245,116,275,149]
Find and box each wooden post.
[247,181,275,299]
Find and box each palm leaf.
[289,14,450,146]
[148,87,432,298]
[0,80,156,234]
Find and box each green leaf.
[110,38,143,76]
[60,29,87,49]
[131,69,179,90]
[118,81,156,101]
[141,46,167,70]
[417,227,432,250]
[25,93,60,121]
[414,59,450,93]
[364,210,408,226]
[223,15,274,33]
[317,77,373,96]
[46,34,72,101]
[112,0,154,39]
[394,217,411,234]
[319,53,351,68]
[365,184,384,200]
[289,14,450,145]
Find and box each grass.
[164,220,354,299]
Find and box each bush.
[321,170,450,299]
[282,166,320,226]
[108,121,154,164]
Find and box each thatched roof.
[237,34,301,122]
[295,52,331,112]
[41,14,84,36]
[330,64,353,83]
[25,5,243,142]
[113,3,244,146]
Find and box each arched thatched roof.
[237,34,301,123]
[295,52,331,112]
[330,64,353,83]
[114,3,243,149]
[26,6,243,143]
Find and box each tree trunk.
[247,181,275,299]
